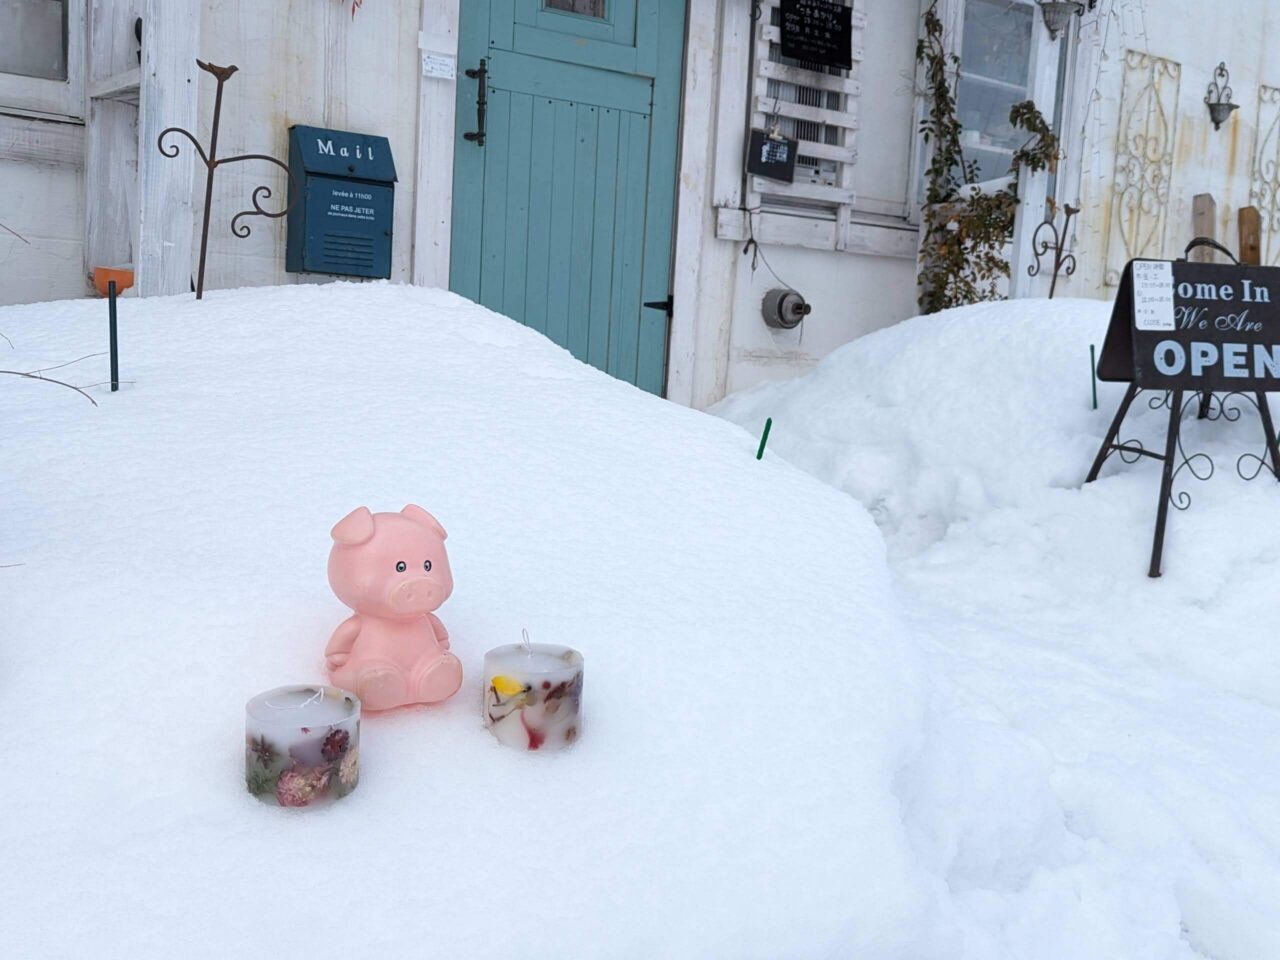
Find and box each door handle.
[464,58,487,146]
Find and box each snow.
[715,298,1280,958]
[10,284,1280,959]
[0,283,934,959]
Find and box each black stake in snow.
[108,280,119,392]
[1088,239,1280,576]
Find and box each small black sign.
[1098,259,1280,390]
[779,0,853,71]
[746,129,798,183]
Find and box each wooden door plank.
[447,0,490,297]
[479,90,512,309]
[635,0,683,395]
[544,98,577,349]
[609,112,647,383]
[587,106,621,370]
[503,92,535,322]
[486,49,650,113]
[566,103,600,361]
[523,95,558,335]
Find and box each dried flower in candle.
[321,729,350,761]
[246,734,278,768]
[338,748,359,790]
[275,766,331,807]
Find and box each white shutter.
[749,0,864,228]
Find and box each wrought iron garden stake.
[1027,203,1079,298]
[157,60,297,299]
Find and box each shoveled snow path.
[717,298,1280,959]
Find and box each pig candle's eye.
[423,560,433,572]
[395,561,407,573]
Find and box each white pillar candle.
[245,685,361,806]
[483,641,584,751]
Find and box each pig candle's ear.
[331,506,376,546]
[401,504,447,540]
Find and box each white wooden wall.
[671,0,924,406]
[193,0,422,293]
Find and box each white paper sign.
[1133,260,1175,331]
[422,52,456,80]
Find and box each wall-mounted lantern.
[1036,1,1083,41]
[1205,62,1239,131]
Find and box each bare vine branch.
[0,370,99,406]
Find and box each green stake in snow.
[1090,344,1098,410]
[756,417,773,460]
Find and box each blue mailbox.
[286,125,397,279]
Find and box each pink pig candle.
[483,636,583,751]
[245,685,360,807]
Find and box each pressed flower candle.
[245,685,360,806]
[483,637,583,751]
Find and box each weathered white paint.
[667,0,725,408]
[135,0,198,297]
[0,111,84,166]
[1055,0,1280,292]
[84,0,143,281]
[411,2,460,288]
[0,158,90,305]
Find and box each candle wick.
[521,628,532,656]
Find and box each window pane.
[545,0,606,18]
[956,0,1034,182]
[0,0,67,81]
[960,0,1033,87]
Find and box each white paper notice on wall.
[422,52,456,80]
[1132,260,1175,331]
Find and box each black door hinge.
[643,295,673,317]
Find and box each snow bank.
[0,283,931,959]
[715,299,1117,558]
[717,297,1280,958]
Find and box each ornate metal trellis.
[1105,51,1180,286]
[158,60,297,299]
[1249,85,1280,265]
[1027,203,1079,298]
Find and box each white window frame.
[911,0,1067,293]
[0,0,86,119]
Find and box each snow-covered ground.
[1,284,932,959]
[716,299,1280,959]
[6,285,1278,959]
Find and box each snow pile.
[0,283,933,959]
[717,297,1280,958]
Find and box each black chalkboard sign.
[1089,251,1280,577]
[746,129,798,183]
[779,0,852,71]
[1098,259,1280,391]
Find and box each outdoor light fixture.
[1036,0,1083,40]
[1205,62,1239,131]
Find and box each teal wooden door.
[449,0,685,395]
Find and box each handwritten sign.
[1098,259,1280,390]
[780,0,853,71]
[1132,259,1174,331]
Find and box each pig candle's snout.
[389,577,442,614]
